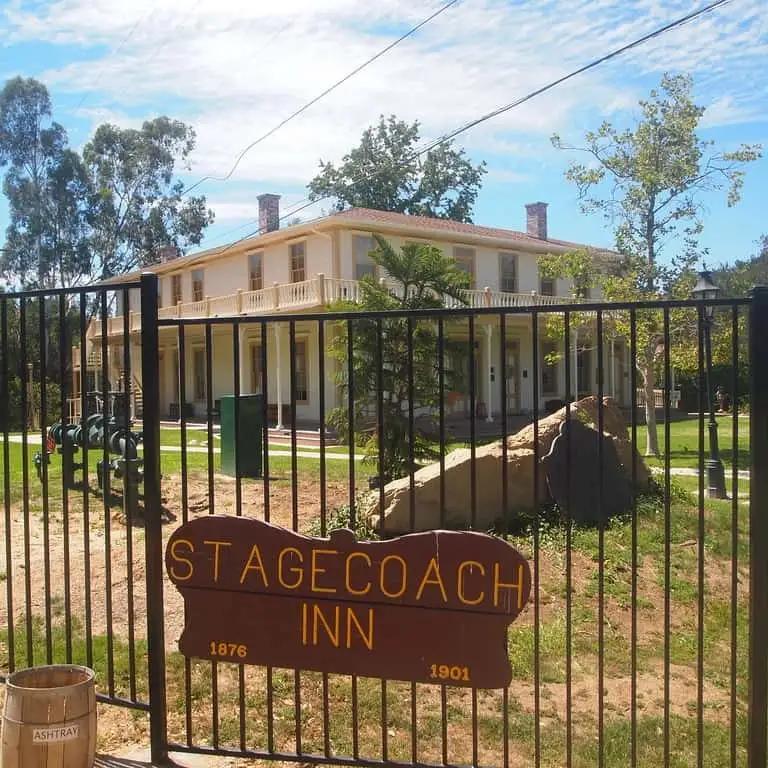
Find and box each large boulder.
[366,396,650,534]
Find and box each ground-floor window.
[541,340,559,396]
[294,339,308,403]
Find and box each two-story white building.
[78,195,631,430]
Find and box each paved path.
[650,465,750,479]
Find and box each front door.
[505,340,521,414]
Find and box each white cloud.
[1,0,765,205]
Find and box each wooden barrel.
[2,665,96,768]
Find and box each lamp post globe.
[692,268,726,499]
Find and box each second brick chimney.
[525,202,548,240]
[258,193,281,233]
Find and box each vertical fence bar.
[233,322,242,517]
[260,322,270,525]
[178,323,193,747]
[38,296,52,664]
[437,317,447,766]
[1,299,14,672]
[318,318,331,759]
[231,321,246,752]
[261,320,274,755]
[122,288,137,700]
[531,311,541,768]
[19,298,32,665]
[663,309,672,768]
[289,320,302,756]
[748,287,768,768]
[629,310,638,768]
[206,325,219,751]
[78,293,93,667]
[696,306,705,768]
[596,312,605,768]
[59,293,72,663]
[564,310,573,768]
[140,272,168,764]
[319,320,327,538]
[100,291,115,696]
[730,304,739,768]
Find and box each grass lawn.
[643,414,749,471]
[0,414,752,766]
[0,473,748,766]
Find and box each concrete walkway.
[650,465,750,479]
[3,434,363,461]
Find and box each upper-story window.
[500,253,518,293]
[191,269,205,302]
[353,235,376,279]
[171,274,183,305]
[453,246,475,288]
[249,252,263,292]
[539,274,555,296]
[290,243,306,283]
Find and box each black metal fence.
[1,274,767,768]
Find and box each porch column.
[484,324,494,423]
[274,323,283,430]
[238,325,249,395]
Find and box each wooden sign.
[165,517,532,688]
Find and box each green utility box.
[220,394,263,477]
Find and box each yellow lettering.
[301,603,308,646]
[493,562,525,610]
[169,538,194,581]
[311,548,337,594]
[346,607,374,650]
[380,554,407,598]
[416,557,448,602]
[457,560,486,605]
[312,604,340,647]
[239,544,269,586]
[345,552,372,596]
[203,539,232,583]
[278,547,304,589]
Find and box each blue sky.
[1,0,766,270]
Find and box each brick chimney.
[258,193,281,233]
[525,202,548,239]
[158,245,180,262]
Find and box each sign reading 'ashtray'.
[166,517,532,688]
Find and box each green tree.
[83,117,214,280]
[715,236,768,297]
[329,235,470,479]
[0,77,91,287]
[308,115,486,222]
[550,73,760,455]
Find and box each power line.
[74,4,157,112]
[205,0,735,258]
[180,0,462,197]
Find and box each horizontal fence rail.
[2,281,766,767]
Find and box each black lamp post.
[692,269,727,499]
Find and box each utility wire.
[204,0,735,258]
[180,0,462,196]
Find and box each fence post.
[140,272,168,764]
[749,286,768,768]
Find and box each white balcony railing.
[91,276,578,337]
